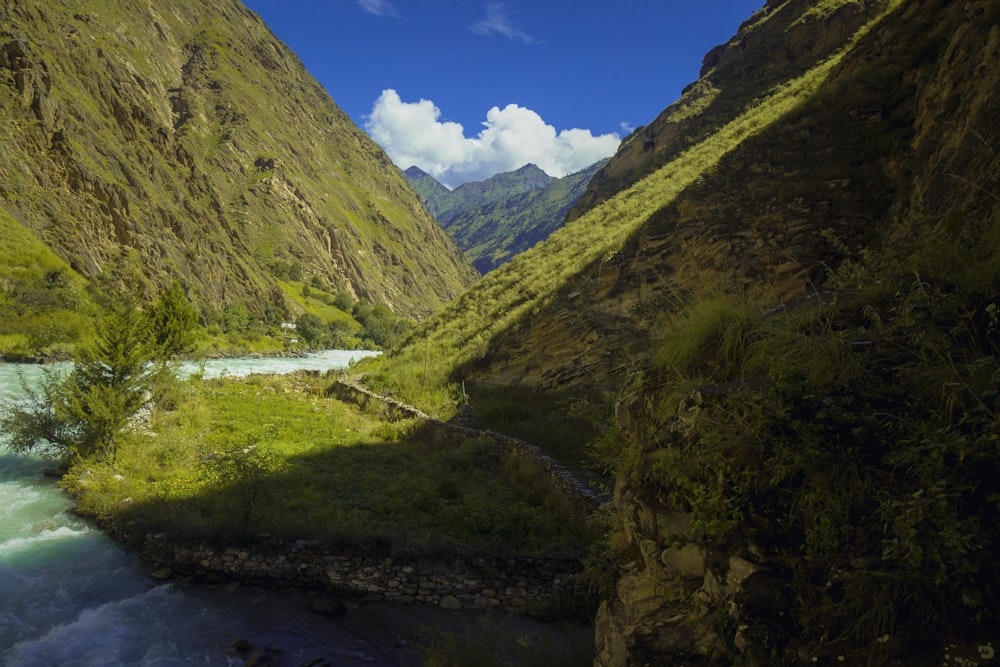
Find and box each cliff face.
[0,0,477,321]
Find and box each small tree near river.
[0,282,197,462]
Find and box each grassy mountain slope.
[0,207,94,358]
[361,0,999,661]
[366,0,907,414]
[406,163,605,273]
[0,0,477,332]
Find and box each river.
[0,351,425,667]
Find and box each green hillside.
[406,162,605,273]
[359,0,1000,663]
[0,0,477,358]
[0,207,94,359]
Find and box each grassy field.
[62,371,599,556]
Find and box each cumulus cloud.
[469,2,533,44]
[365,90,620,189]
[357,0,400,18]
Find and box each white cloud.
[357,0,400,18]
[364,90,620,189]
[469,2,533,44]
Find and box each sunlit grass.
[64,372,598,555]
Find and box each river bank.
[3,439,594,667]
[1,356,597,665]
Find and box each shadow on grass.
[460,383,609,478]
[103,418,601,556]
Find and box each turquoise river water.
[0,351,431,667]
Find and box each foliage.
[0,368,77,459]
[198,427,286,532]
[294,313,325,346]
[0,285,193,461]
[64,372,599,553]
[599,206,1000,656]
[352,301,413,349]
[146,280,199,359]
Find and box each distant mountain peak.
[512,163,548,176]
[403,165,430,178]
[405,160,606,273]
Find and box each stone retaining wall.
[141,534,582,612]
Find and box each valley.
[1,0,998,665]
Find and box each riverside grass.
[61,371,598,555]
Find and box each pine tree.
[147,280,198,359]
[1,283,197,462]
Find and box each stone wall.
[140,533,582,612]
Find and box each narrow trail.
[331,376,610,510]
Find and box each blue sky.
[242,1,764,187]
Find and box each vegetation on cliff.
[597,204,1000,661]
[353,0,999,663]
[0,0,477,361]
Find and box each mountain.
[405,162,605,273]
[0,0,477,343]
[402,166,453,222]
[374,0,1000,663]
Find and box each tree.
[146,280,198,359]
[0,285,182,462]
[333,290,354,312]
[222,303,251,333]
[59,289,155,460]
[295,313,324,346]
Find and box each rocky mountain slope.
[405,162,605,273]
[0,0,477,331]
[374,0,999,663]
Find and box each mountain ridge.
[406,161,606,273]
